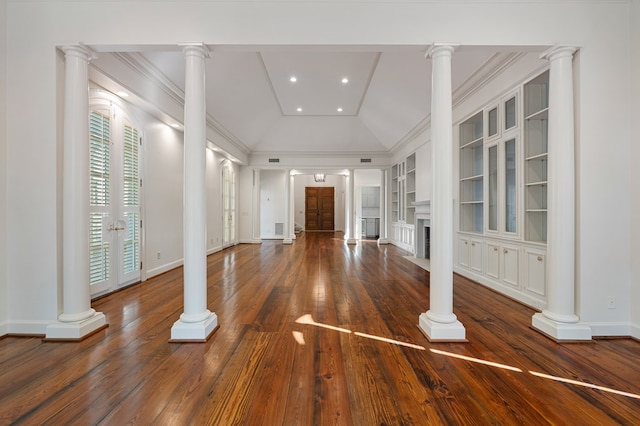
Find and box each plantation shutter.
[122,124,140,275]
[89,111,110,285]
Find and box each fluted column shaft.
[419,43,465,341]
[378,169,388,244]
[171,43,218,341]
[347,169,356,244]
[283,169,293,244]
[46,45,107,340]
[532,45,591,341]
[60,46,95,323]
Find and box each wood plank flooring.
[1,232,639,425]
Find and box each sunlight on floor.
[293,313,640,401]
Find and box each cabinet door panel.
[501,245,519,288]
[470,240,482,272]
[487,243,500,279]
[525,249,546,296]
[459,238,470,268]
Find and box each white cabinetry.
[390,152,416,253]
[455,71,549,310]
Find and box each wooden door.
[305,187,334,231]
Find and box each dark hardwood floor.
[1,232,639,425]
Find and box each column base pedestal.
[531,313,592,341]
[418,312,467,342]
[170,312,218,342]
[45,311,107,341]
[346,238,357,245]
[283,238,293,245]
[377,238,389,245]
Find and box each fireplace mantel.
[412,200,431,216]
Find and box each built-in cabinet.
[456,70,549,310]
[391,153,416,253]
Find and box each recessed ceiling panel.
[261,51,378,116]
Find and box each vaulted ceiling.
[90,46,531,161]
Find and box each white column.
[346,169,357,244]
[290,174,296,241]
[283,169,293,244]
[251,168,262,244]
[419,43,466,341]
[171,43,218,342]
[532,45,591,341]
[378,169,389,244]
[46,45,107,340]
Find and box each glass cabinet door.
[488,145,498,231]
[504,138,517,233]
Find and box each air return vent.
[360,158,372,163]
[275,222,284,236]
[268,158,280,163]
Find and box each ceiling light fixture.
[296,107,302,112]
[290,76,297,83]
[314,173,325,183]
[116,91,129,98]
[341,77,349,84]
[337,107,343,112]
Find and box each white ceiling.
[92,46,527,159]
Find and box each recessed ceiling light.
[116,91,129,98]
[296,107,302,112]
[337,107,343,112]
[290,76,297,83]
[341,77,349,84]
[171,123,181,128]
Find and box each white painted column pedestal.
[283,169,293,245]
[170,44,218,342]
[346,169,357,244]
[532,46,591,341]
[378,169,389,244]
[418,44,466,342]
[46,46,107,340]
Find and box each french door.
[89,104,142,296]
[222,161,236,248]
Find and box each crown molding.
[109,52,250,157]
[389,51,525,158]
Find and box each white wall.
[237,166,255,244]
[260,170,287,239]
[293,174,346,233]
[143,123,185,277]
[0,0,7,335]
[2,0,637,335]
[630,0,640,339]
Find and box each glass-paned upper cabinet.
[488,145,498,231]
[504,138,517,233]
[459,111,484,233]
[488,106,498,139]
[523,70,549,243]
[505,96,517,130]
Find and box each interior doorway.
[305,187,335,231]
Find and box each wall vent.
[268,158,280,163]
[360,158,372,163]
[275,222,284,236]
